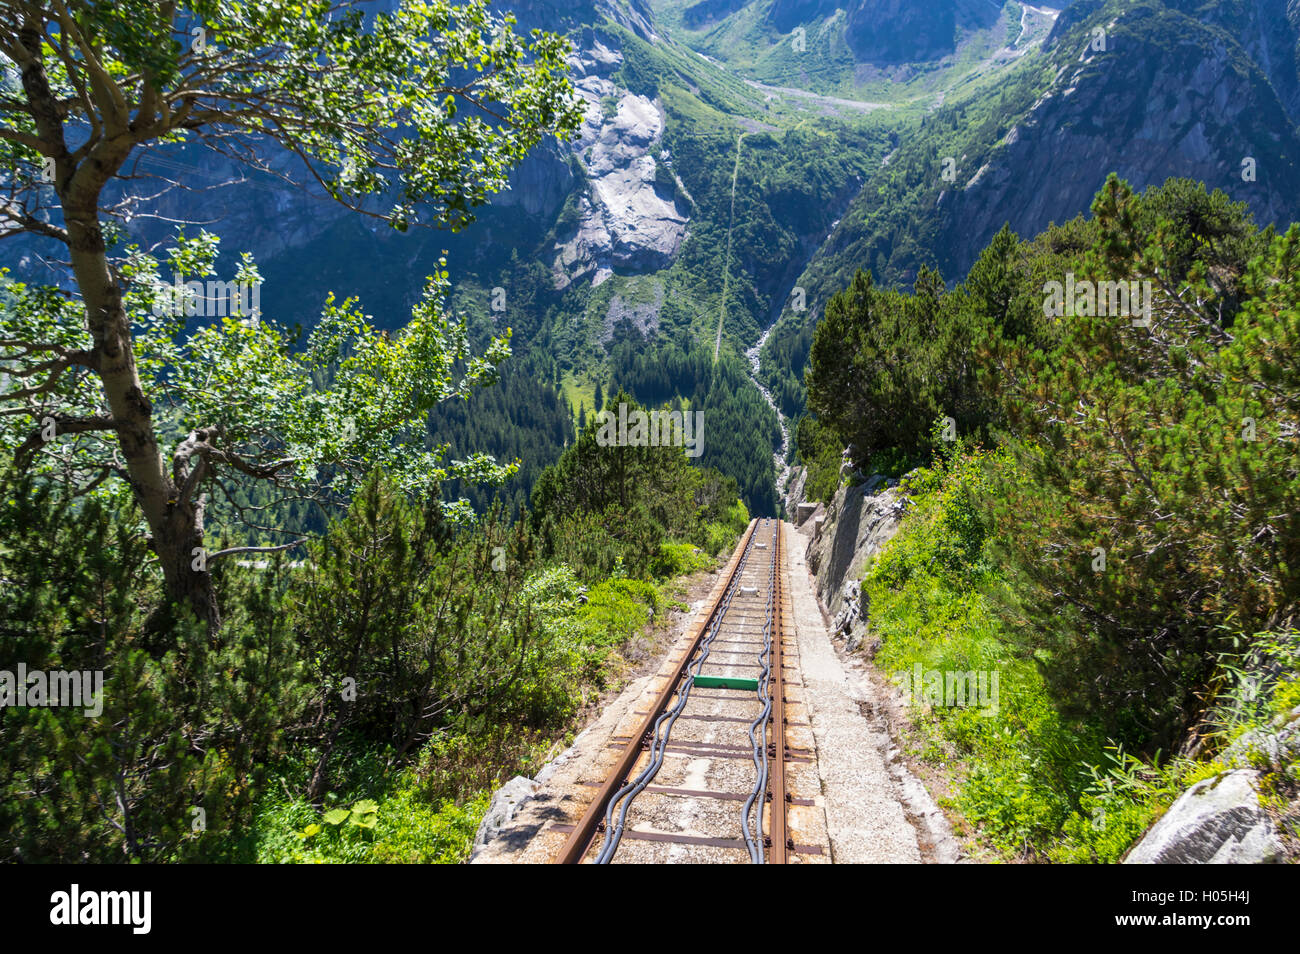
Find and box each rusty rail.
[553,517,795,864]
[554,519,759,864]
[768,518,789,863]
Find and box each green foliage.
[859,448,1215,861]
[0,0,584,631]
[0,455,694,862]
[0,6,769,865]
[651,541,714,579]
[794,414,842,504]
[1208,629,1300,737]
[291,472,588,797]
[984,177,1298,751]
[0,476,305,862]
[607,339,782,515]
[809,173,1299,750]
[254,772,488,864]
[121,237,515,501]
[1274,678,1300,720]
[0,458,726,861]
[703,501,751,556]
[804,225,1050,474]
[578,579,662,647]
[415,725,558,804]
[426,356,576,518]
[871,450,995,591]
[1047,749,1213,865]
[838,175,1300,860]
[760,0,1300,431]
[863,450,1096,855]
[531,391,746,578]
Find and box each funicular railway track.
[554,518,813,864]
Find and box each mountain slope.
[1166,0,1300,123]
[758,0,1300,418]
[19,0,1300,515]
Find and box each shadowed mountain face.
[793,0,1300,309]
[761,0,838,33]
[682,0,751,28]
[16,1,1298,316]
[1165,0,1300,124]
[4,0,1299,526]
[843,0,968,64]
[750,0,1300,417]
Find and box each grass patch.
[652,541,714,578]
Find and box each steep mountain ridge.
[837,0,1300,285]
[757,0,1300,419]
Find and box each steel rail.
[742,521,778,861]
[768,520,789,863]
[553,518,794,865]
[590,521,765,863]
[553,519,759,864]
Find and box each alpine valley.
[18,0,1299,519]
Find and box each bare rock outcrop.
[468,775,539,861]
[552,40,689,289]
[1124,770,1283,865]
[781,464,808,518]
[1224,704,1300,770]
[805,474,906,622]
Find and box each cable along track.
[555,518,797,864]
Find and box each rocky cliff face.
[550,38,691,289]
[1167,0,1300,124]
[845,0,1002,64]
[758,0,1002,63]
[801,475,907,652]
[795,0,1300,311]
[487,0,658,40]
[943,3,1300,268]
[493,144,575,220]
